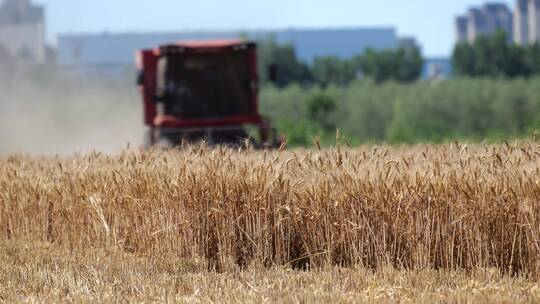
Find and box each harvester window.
[156,50,254,119]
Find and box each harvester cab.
[136,40,277,148]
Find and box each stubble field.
[2,142,540,302]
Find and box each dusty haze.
[0,69,144,155]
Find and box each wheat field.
[2,142,540,302]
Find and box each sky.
[34,0,514,57]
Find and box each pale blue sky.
[34,0,513,56]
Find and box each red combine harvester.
[136,40,277,147]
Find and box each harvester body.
[137,40,275,147]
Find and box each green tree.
[397,48,424,81]
[359,47,423,83]
[257,38,312,87]
[306,93,337,133]
[525,43,540,74]
[452,31,530,78]
[311,56,359,87]
[452,42,476,76]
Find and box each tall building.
[456,3,513,43]
[485,3,514,41]
[0,0,46,63]
[529,0,540,43]
[515,0,529,45]
[0,0,43,25]
[467,8,488,42]
[455,16,468,43]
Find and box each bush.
[260,78,540,145]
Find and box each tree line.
[257,39,423,87]
[259,30,540,88]
[453,31,540,78]
[260,77,540,146]
[254,34,540,145]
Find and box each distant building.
[422,57,453,80]
[397,37,420,51]
[467,8,488,42]
[57,27,401,70]
[0,0,46,64]
[515,0,529,45]
[529,0,540,43]
[455,16,469,43]
[457,3,513,43]
[0,0,43,24]
[488,3,514,40]
[510,0,540,44]
[485,3,514,40]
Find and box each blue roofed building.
[56,27,399,71]
[422,57,453,80]
[56,27,453,80]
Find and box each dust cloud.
[0,69,144,155]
